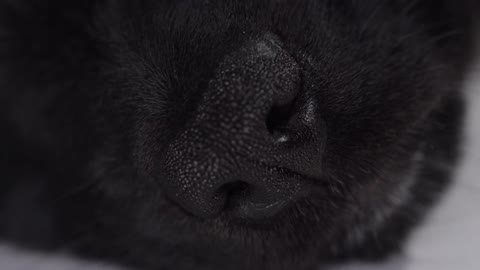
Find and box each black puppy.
[0,1,477,269]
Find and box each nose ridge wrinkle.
[161,33,306,219]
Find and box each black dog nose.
[161,34,310,219]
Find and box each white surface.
[0,245,125,270]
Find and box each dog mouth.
[238,199,291,220]
[213,160,325,223]
[222,178,309,222]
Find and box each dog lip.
[252,159,323,187]
[225,171,312,221]
[237,198,290,220]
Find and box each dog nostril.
[266,99,298,143]
[264,55,302,142]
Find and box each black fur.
[0,1,477,269]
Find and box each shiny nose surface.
[162,34,309,219]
